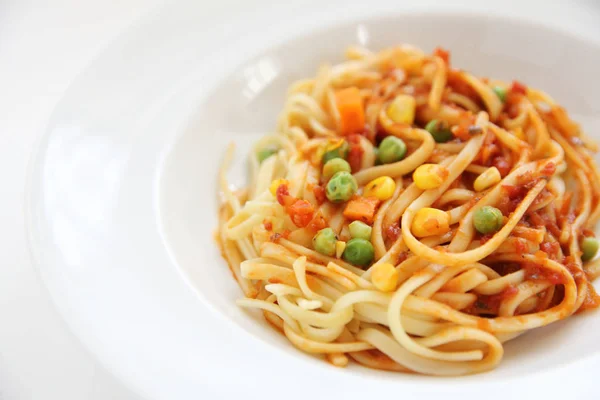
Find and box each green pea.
[373,147,382,166]
[349,221,372,240]
[322,158,351,180]
[581,237,599,262]
[425,119,453,143]
[473,206,504,234]
[322,141,349,164]
[342,238,375,268]
[257,148,278,163]
[378,136,407,164]
[312,228,338,257]
[492,86,507,103]
[326,171,358,203]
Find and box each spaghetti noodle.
[217,44,600,375]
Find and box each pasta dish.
[217,44,600,375]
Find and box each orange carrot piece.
[343,196,380,224]
[335,87,365,135]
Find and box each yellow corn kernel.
[387,94,416,124]
[325,138,345,152]
[371,263,399,292]
[335,240,346,258]
[473,167,501,192]
[412,207,450,237]
[269,179,289,196]
[363,176,396,201]
[413,164,449,190]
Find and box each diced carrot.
[335,87,365,135]
[343,196,381,224]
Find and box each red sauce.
[540,162,556,177]
[514,239,528,255]
[492,156,511,177]
[578,283,600,313]
[385,222,401,242]
[347,134,364,172]
[524,262,565,285]
[269,229,290,243]
[564,256,585,281]
[396,252,408,264]
[479,233,493,244]
[307,211,328,232]
[263,220,273,231]
[506,102,520,119]
[582,229,596,238]
[540,241,560,260]
[276,184,290,206]
[510,80,528,95]
[313,185,326,204]
[433,46,450,65]
[450,111,476,140]
[476,285,519,314]
[529,210,561,238]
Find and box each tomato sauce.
[347,134,364,173]
[312,185,326,204]
[524,262,565,285]
[263,220,273,231]
[475,285,519,314]
[510,80,528,95]
[578,283,600,313]
[433,47,450,65]
[385,222,401,242]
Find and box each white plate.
[26,1,600,399]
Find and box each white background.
[1,1,600,399]
[0,2,160,399]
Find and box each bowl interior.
[159,13,600,380]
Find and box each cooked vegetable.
[581,237,599,262]
[492,86,507,103]
[312,228,338,257]
[342,238,375,268]
[387,94,416,124]
[373,147,382,165]
[363,176,396,200]
[378,136,407,164]
[269,179,289,196]
[349,221,372,240]
[412,207,450,237]
[335,240,346,258]
[343,196,380,224]
[322,140,349,164]
[371,262,399,292]
[473,167,501,192]
[413,164,449,190]
[425,119,453,143]
[473,206,504,234]
[322,158,351,180]
[335,87,365,135]
[326,171,358,203]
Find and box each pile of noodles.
[216,44,600,375]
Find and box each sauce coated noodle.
[217,44,600,375]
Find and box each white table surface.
[2,1,600,399]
